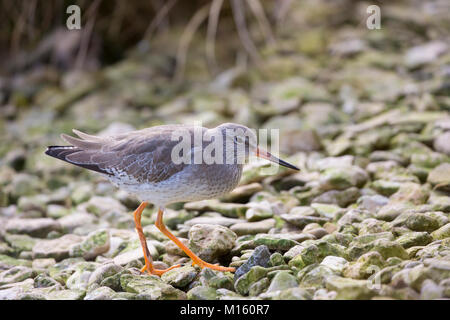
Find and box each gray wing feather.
[63,127,188,183]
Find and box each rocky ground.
[0,0,449,300]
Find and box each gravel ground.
[0,0,449,300]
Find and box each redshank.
[45,123,299,275]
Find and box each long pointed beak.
[256,147,300,171]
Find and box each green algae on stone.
[248,277,270,296]
[120,274,186,300]
[404,212,443,232]
[431,223,450,240]
[343,252,385,280]
[0,266,35,286]
[69,229,110,260]
[186,286,218,300]
[325,276,378,300]
[0,254,32,269]
[288,240,347,269]
[161,265,198,288]
[299,265,335,288]
[4,234,37,253]
[396,232,433,249]
[234,266,268,295]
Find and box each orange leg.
[155,207,235,273]
[133,201,181,276]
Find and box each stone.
[0,254,32,270]
[248,277,270,296]
[234,266,268,295]
[71,184,93,205]
[87,263,123,288]
[280,214,328,228]
[161,265,197,288]
[310,203,343,219]
[343,252,385,279]
[85,196,127,216]
[396,232,433,249]
[245,206,273,222]
[58,212,97,233]
[325,276,377,300]
[221,183,263,202]
[427,163,450,191]
[266,271,298,292]
[305,227,328,239]
[33,274,61,288]
[32,258,56,270]
[319,166,368,191]
[165,237,189,257]
[248,234,301,251]
[199,268,234,290]
[431,223,450,240]
[69,229,110,260]
[184,200,247,218]
[120,274,186,300]
[46,204,70,219]
[320,256,348,274]
[66,262,98,291]
[186,286,218,300]
[299,265,335,288]
[4,234,37,252]
[353,232,394,245]
[84,286,117,300]
[404,41,448,68]
[433,132,450,156]
[279,129,322,154]
[0,266,34,286]
[234,245,271,281]
[188,224,237,262]
[183,216,243,228]
[32,234,83,261]
[289,206,317,216]
[230,219,276,236]
[405,213,442,232]
[269,252,286,267]
[420,279,443,300]
[113,246,158,267]
[312,187,360,207]
[5,218,62,238]
[17,195,48,215]
[46,289,86,300]
[389,183,430,205]
[288,240,347,269]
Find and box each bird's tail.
[44,145,110,175]
[45,145,79,161]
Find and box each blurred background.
[0,0,449,203]
[0,0,449,301]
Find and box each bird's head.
[215,123,299,170]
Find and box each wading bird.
[45,123,299,275]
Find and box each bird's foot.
[191,259,235,272]
[140,263,182,276]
